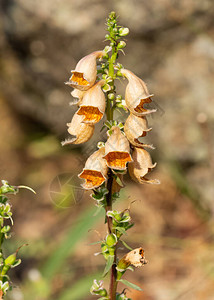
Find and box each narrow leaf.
[121,240,133,251]
[115,176,123,187]
[115,227,127,235]
[102,255,114,277]
[118,279,142,291]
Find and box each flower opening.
[103,127,132,170]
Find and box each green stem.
[105,42,118,300]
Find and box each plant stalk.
[105,44,118,300]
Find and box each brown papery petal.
[121,69,156,116]
[77,106,103,123]
[78,147,108,189]
[103,127,132,170]
[124,248,148,267]
[124,114,154,149]
[104,152,132,170]
[61,113,94,146]
[65,51,104,91]
[70,89,85,106]
[79,170,106,189]
[128,147,159,184]
[76,80,106,124]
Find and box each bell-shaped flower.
[78,147,108,189]
[121,69,156,116]
[76,80,106,124]
[61,112,94,146]
[124,114,154,149]
[65,51,104,91]
[103,126,132,170]
[128,147,159,184]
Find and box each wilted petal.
[78,147,108,189]
[76,80,106,124]
[117,248,147,271]
[128,147,160,184]
[124,113,154,149]
[103,126,132,170]
[121,69,156,116]
[70,89,85,106]
[61,113,94,145]
[65,51,104,91]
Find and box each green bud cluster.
[107,210,133,238]
[0,180,33,297]
[116,293,131,300]
[90,279,108,298]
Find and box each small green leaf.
[102,255,114,277]
[115,227,127,235]
[121,240,133,251]
[115,176,123,187]
[88,240,102,246]
[118,279,142,291]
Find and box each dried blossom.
[76,80,106,124]
[128,147,159,184]
[65,51,104,91]
[61,113,94,146]
[70,89,85,106]
[117,248,148,271]
[121,69,156,116]
[103,126,132,170]
[124,113,154,149]
[78,147,108,189]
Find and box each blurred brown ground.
[0,0,214,299]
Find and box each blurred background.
[1,0,214,299]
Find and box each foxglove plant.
[0,180,35,299]
[63,12,160,300]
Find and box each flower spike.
[124,113,154,149]
[121,69,156,116]
[61,113,94,146]
[65,51,104,91]
[128,147,160,184]
[103,126,132,170]
[78,147,108,189]
[76,80,106,124]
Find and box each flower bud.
[65,51,104,91]
[103,127,132,170]
[121,69,156,116]
[76,80,106,124]
[61,113,94,146]
[90,280,107,296]
[128,147,160,184]
[119,27,129,36]
[124,113,154,149]
[78,147,108,189]
[106,233,117,247]
[117,41,126,49]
